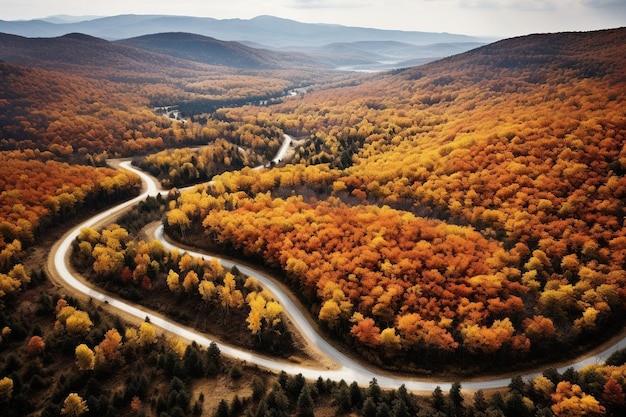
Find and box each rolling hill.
[115,32,324,69]
[0,32,212,74]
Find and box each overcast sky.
[2,0,625,37]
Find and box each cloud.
[582,0,626,8]
[458,0,558,11]
[289,0,369,9]
[290,0,327,8]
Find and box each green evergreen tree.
[504,391,533,417]
[255,399,269,417]
[350,381,364,409]
[206,342,221,377]
[431,386,445,411]
[362,397,378,417]
[508,376,525,394]
[296,385,315,417]
[277,371,288,389]
[542,368,561,385]
[368,379,382,404]
[449,381,464,415]
[396,385,418,415]
[489,391,505,414]
[332,381,352,413]
[251,376,266,402]
[266,383,289,417]
[230,395,243,417]
[315,377,327,395]
[184,344,204,378]
[472,390,487,414]
[376,402,391,417]
[391,397,410,417]
[287,374,306,400]
[215,399,230,417]
[561,367,579,385]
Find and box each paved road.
[47,135,626,393]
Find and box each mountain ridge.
[115,32,325,70]
[0,14,491,71]
[0,14,490,47]
[0,31,213,73]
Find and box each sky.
[2,0,625,38]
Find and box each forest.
[1,27,626,417]
[166,28,626,372]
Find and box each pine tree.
[296,385,315,417]
[350,381,364,409]
[332,381,352,413]
[376,402,391,417]
[362,397,377,417]
[432,386,445,411]
[368,378,382,404]
[449,381,464,411]
[215,399,229,417]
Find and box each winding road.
[47,134,626,393]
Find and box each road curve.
[271,134,291,165]
[47,134,626,393]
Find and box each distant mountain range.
[0,14,492,71]
[0,31,326,76]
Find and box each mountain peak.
[59,32,104,41]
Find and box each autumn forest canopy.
[167,28,626,368]
[0,26,626,417]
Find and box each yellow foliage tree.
[182,270,199,292]
[265,300,283,328]
[125,327,139,349]
[533,375,555,401]
[168,337,186,359]
[198,280,217,302]
[61,393,89,417]
[0,273,21,298]
[380,327,401,350]
[166,269,180,292]
[167,208,191,237]
[139,322,157,346]
[8,263,29,284]
[0,376,13,402]
[65,311,93,335]
[318,299,342,328]
[75,344,95,371]
[247,292,266,335]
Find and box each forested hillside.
[0,32,350,129]
[169,28,626,370]
[0,33,353,158]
